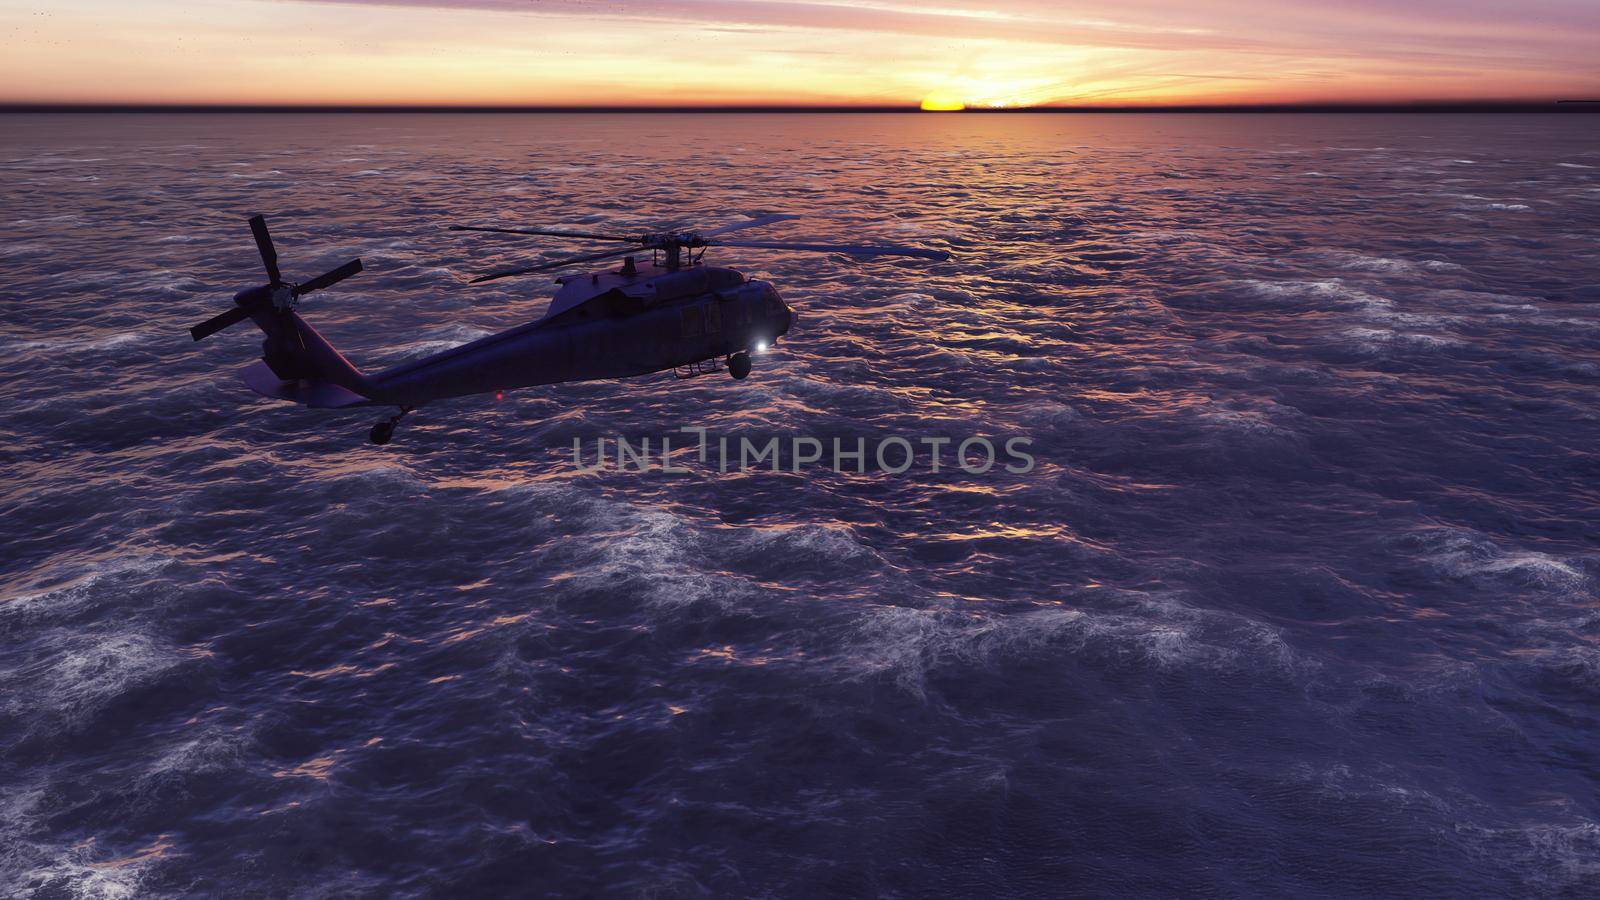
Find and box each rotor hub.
[188,215,363,343]
[643,231,704,247]
[270,283,297,311]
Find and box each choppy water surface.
[3,113,1599,896]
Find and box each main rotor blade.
[294,259,363,297]
[712,239,949,261]
[249,214,282,284]
[190,305,252,341]
[699,214,800,238]
[469,246,645,284]
[449,224,640,242]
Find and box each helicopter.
[189,214,949,444]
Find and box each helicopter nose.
[764,284,793,336]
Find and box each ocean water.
[2,112,1599,897]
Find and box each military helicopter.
[189,214,948,444]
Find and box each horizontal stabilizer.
[241,362,374,409]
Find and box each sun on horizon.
[920,93,966,112]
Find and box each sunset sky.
[3,0,1598,107]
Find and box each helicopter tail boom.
[240,307,377,408]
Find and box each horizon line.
[4,101,1598,114]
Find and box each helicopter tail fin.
[239,309,378,408]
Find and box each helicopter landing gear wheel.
[728,351,752,380]
[369,406,413,445]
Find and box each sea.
[2,112,1599,897]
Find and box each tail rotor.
[189,215,363,341]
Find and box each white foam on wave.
[4,846,162,900]
[1423,287,1547,314]
[742,522,875,564]
[1227,278,1394,312]
[1282,763,1600,890]
[0,783,48,879]
[0,334,53,353]
[590,507,755,612]
[0,562,205,788]
[1172,396,1311,459]
[1188,396,1305,439]
[1216,277,1449,334]
[142,723,253,787]
[1338,327,1464,355]
[1017,400,1086,430]
[0,784,176,900]
[499,483,755,612]
[8,213,84,227]
[0,328,148,358]
[491,482,887,612]
[88,333,145,351]
[1295,762,1451,814]
[842,591,1302,696]
[1521,645,1600,696]
[1514,822,1600,888]
[1318,250,1467,276]
[1461,201,1532,212]
[1403,529,1600,702]
[882,291,939,308]
[1,630,187,735]
[317,465,428,503]
[1,554,175,623]
[780,375,902,410]
[0,240,54,261]
[1455,818,1600,891]
[1405,527,1586,591]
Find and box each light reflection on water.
[2,113,1600,896]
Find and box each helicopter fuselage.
[360,262,792,407]
[197,212,939,443]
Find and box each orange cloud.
[1,0,1596,105]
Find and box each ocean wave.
[1,630,193,738]
[1400,526,1587,592]
[5,112,1600,895]
[842,591,1302,696]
